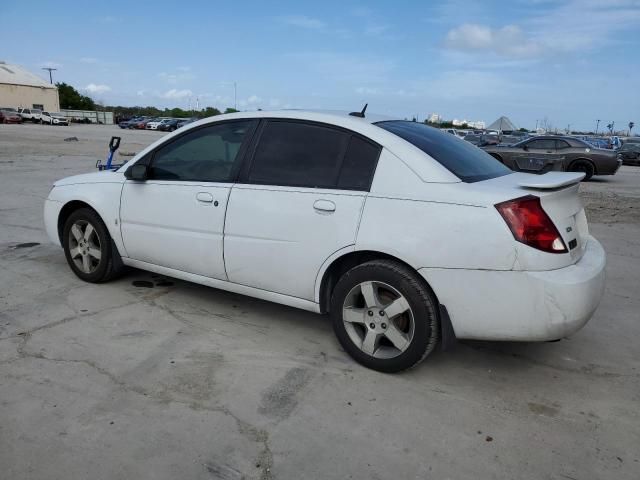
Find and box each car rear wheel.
[63,208,123,283]
[569,160,595,180]
[330,260,439,373]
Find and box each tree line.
[57,82,238,119]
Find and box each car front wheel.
[63,208,122,283]
[330,260,439,373]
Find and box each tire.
[569,160,595,180]
[330,260,440,373]
[62,208,123,283]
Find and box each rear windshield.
[376,121,511,183]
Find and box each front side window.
[249,121,350,188]
[149,120,255,182]
[376,121,510,183]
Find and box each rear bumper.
[418,235,606,341]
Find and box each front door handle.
[196,192,214,203]
[313,199,336,212]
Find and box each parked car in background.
[585,137,610,149]
[0,109,23,124]
[135,118,157,129]
[44,111,606,372]
[463,133,499,147]
[146,118,171,130]
[41,112,69,126]
[617,142,640,166]
[119,117,142,129]
[482,135,621,180]
[18,108,42,123]
[177,117,198,129]
[157,118,181,132]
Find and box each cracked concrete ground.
[1,124,639,479]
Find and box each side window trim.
[142,119,258,183]
[238,118,381,191]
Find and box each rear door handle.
[313,199,336,212]
[196,192,214,203]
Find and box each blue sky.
[3,0,639,130]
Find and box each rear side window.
[337,136,380,190]
[527,139,556,150]
[376,121,510,183]
[556,140,571,149]
[249,121,378,189]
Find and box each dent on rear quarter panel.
[356,196,516,271]
[361,150,517,271]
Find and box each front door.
[513,138,558,172]
[224,120,381,300]
[120,120,256,279]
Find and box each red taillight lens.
[495,195,567,254]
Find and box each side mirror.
[522,145,529,151]
[125,163,148,181]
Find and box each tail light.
[495,195,567,254]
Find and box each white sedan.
[43,110,606,372]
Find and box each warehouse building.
[0,61,59,111]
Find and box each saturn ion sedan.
[44,111,606,372]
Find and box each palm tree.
[629,122,635,136]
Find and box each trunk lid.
[472,171,588,268]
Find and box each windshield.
[376,121,511,183]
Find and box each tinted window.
[375,121,510,183]
[150,121,254,182]
[556,140,571,149]
[527,139,556,150]
[249,121,350,188]
[337,136,381,190]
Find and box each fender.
[48,181,127,256]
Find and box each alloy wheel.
[342,281,415,359]
[68,220,102,274]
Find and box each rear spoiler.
[518,172,585,189]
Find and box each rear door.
[120,120,257,279]
[224,120,381,300]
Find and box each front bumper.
[418,235,606,341]
[44,199,63,246]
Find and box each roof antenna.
[349,103,368,118]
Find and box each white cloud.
[161,89,193,99]
[355,87,380,95]
[238,95,262,108]
[80,57,98,64]
[85,83,111,94]
[279,15,326,30]
[445,24,542,58]
[443,1,640,59]
[159,69,195,84]
[41,61,62,69]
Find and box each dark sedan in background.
[482,136,621,180]
[618,142,640,166]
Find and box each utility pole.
[42,67,57,84]
[234,82,237,110]
[595,119,600,135]
[535,119,539,131]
